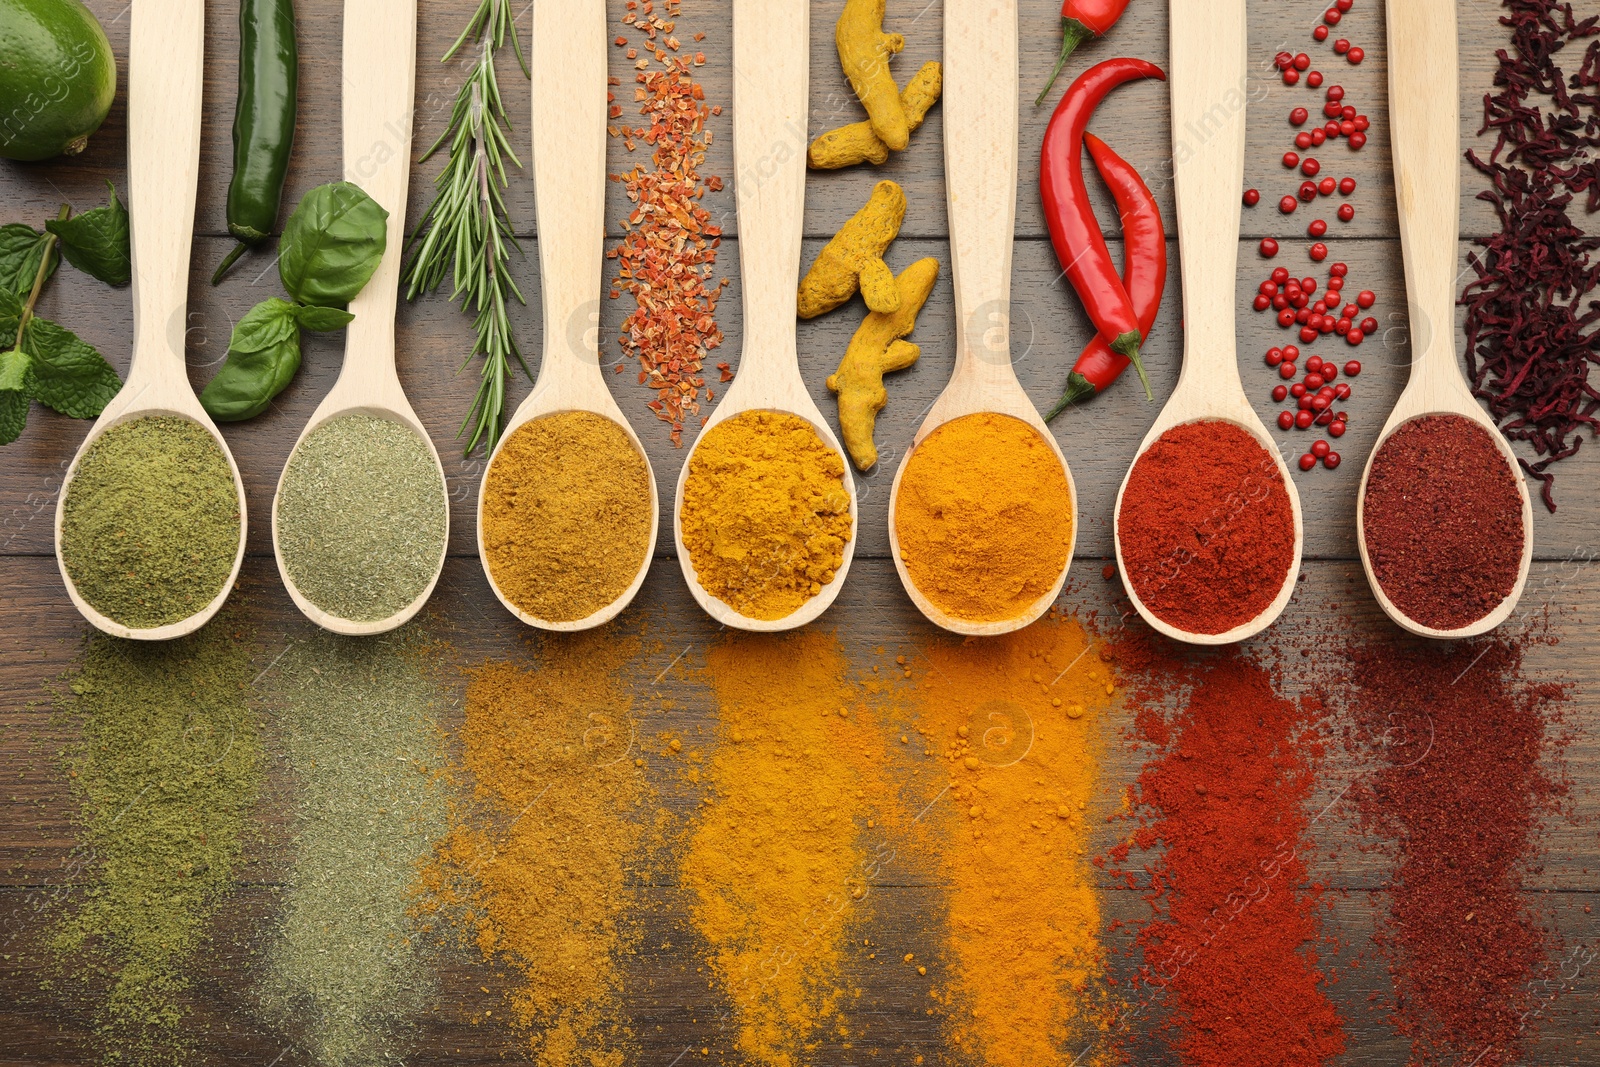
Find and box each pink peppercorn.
[1284,68,1300,85]
[1356,290,1375,308]
[1314,24,1329,41]
[1327,84,1344,101]
[1334,38,1350,54]
[1278,411,1296,430]
[1291,107,1309,126]
[1294,52,1311,70]
[1339,176,1356,194]
[1310,242,1328,261]
[1273,384,1289,402]
[1299,453,1318,470]
[1310,128,1327,146]
[1348,131,1367,149]
[1302,157,1321,177]
[1338,203,1355,222]
[1329,420,1346,438]
[1307,71,1324,88]
[1299,181,1319,201]
[1296,131,1314,149]
[1280,195,1299,214]
[1361,317,1378,334]
[1244,188,1261,206]
[1348,46,1364,64]
[1260,238,1280,257]
[1284,151,1301,168]
[1309,219,1328,237]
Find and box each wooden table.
[2,1,1596,1063]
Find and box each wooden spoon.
[1354,0,1533,638]
[476,0,659,632]
[1110,0,1304,646]
[53,0,247,641]
[271,0,448,637]
[670,0,858,632]
[885,0,1078,637]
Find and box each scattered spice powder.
[419,632,648,1067]
[1361,414,1526,631]
[1462,0,1600,510]
[257,629,451,1067]
[1118,420,1295,635]
[679,410,852,621]
[1334,634,1569,1067]
[1105,636,1345,1067]
[680,630,900,1067]
[49,617,261,1066]
[608,0,730,445]
[907,612,1118,1065]
[480,411,653,623]
[893,412,1074,624]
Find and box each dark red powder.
[1336,635,1568,1067]
[1118,420,1296,635]
[1103,637,1345,1067]
[1361,414,1526,631]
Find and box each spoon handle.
[943,0,1019,388]
[730,0,808,378]
[341,0,417,384]
[1386,0,1460,382]
[530,0,608,393]
[127,0,205,385]
[1168,0,1247,394]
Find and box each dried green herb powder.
[59,416,242,629]
[51,619,261,1066]
[257,628,451,1066]
[275,414,448,623]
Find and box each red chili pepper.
[1037,0,1133,107]
[1047,132,1166,418]
[1040,57,1164,399]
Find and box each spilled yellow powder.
[910,611,1116,1064]
[679,630,899,1067]
[418,633,646,1067]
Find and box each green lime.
[0,0,116,162]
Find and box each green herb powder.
[51,619,261,1065]
[258,628,451,1066]
[59,415,242,629]
[275,414,448,622]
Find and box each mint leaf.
[45,183,131,287]
[293,303,354,332]
[22,318,123,419]
[0,349,32,445]
[0,289,21,341]
[200,298,304,422]
[278,182,388,308]
[0,223,57,298]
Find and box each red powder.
[1104,636,1346,1066]
[1361,414,1526,631]
[1336,635,1568,1066]
[1118,420,1296,635]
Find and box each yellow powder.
[481,411,653,623]
[910,612,1116,1064]
[894,412,1074,622]
[679,410,853,620]
[418,633,647,1067]
[679,630,897,1066]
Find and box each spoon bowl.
[1110,0,1304,646]
[885,0,1077,637]
[54,0,247,641]
[272,0,448,637]
[1355,0,1533,638]
[475,0,659,632]
[670,0,858,632]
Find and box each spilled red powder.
[1103,635,1345,1067]
[1335,634,1569,1066]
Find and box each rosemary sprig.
[402,0,530,457]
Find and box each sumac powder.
[1361,414,1525,630]
[1119,420,1296,635]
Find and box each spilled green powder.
[59,415,242,629]
[257,628,451,1066]
[275,413,448,623]
[51,618,261,1065]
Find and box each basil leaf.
[45,182,132,287]
[0,349,32,445]
[22,318,123,419]
[293,303,355,332]
[278,182,388,308]
[200,298,304,422]
[0,223,58,298]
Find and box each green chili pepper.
[212,0,298,285]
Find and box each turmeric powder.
[894,412,1074,622]
[828,257,940,470]
[798,180,906,319]
[809,62,943,170]
[906,613,1118,1064]
[679,410,852,620]
[836,0,911,151]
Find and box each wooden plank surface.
[1,1,1596,1065]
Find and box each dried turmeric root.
[828,257,940,470]
[799,180,906,319]
[837,0,910,152]
[809,62,943,170]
